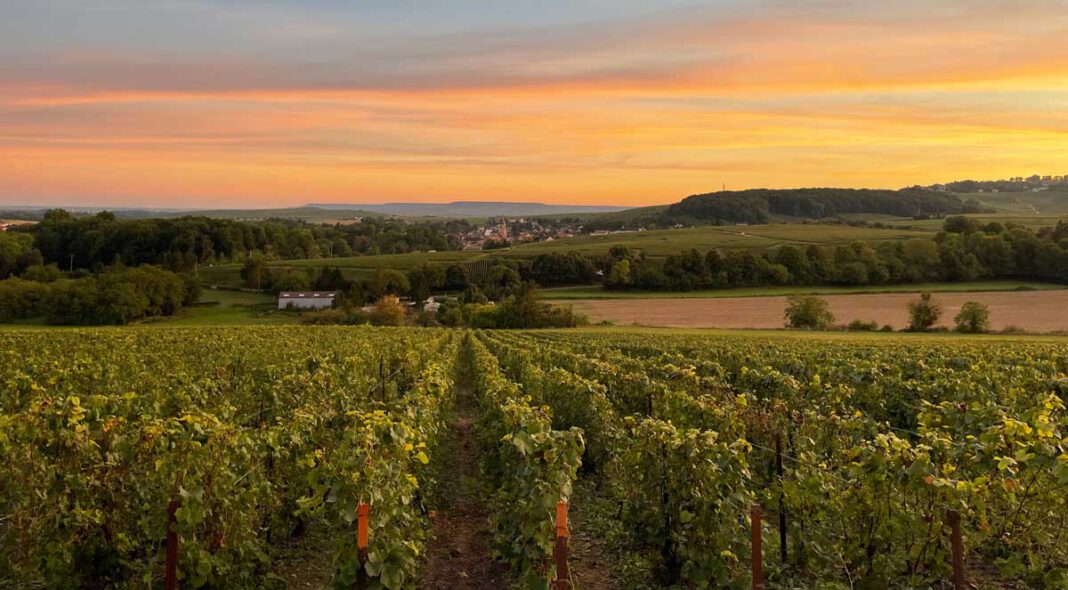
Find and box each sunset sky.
[2,0,1067,208]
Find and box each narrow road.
[419,378,510,589]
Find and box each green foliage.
[370,269,410,299]
[21,264,62,283]
[0,232,42,278]
[954,301,991,333]
[298,308,369,325]
[529,252,597,286]
[784,295,835,329]
[274,269,312,293]
[0,328,457,589]
[465,336,583,587]
[4,323,1067,589]
[665,188,987,225]
[608,220,1068,292]
[485,329,1068,588]
[0,265,191,325]
[367,296,407,326]
[907,292,943,331]
[847,319,879,331]
[606,259,631,288]
[0,278,49,321]
[241,253,270,290]
[25,209,464,272]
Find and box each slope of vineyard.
[1,327,1066,589]
[481,330,1068,589]
[0,328,458,589]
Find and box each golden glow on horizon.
[2,5,1067,207]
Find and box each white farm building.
[278,291,336,310]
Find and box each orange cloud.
[2,4,1067,207]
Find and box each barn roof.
[278,292,337,298]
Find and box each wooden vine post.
[378,358,386,401]
[357,503,370,590]
[553,501,571,590]
[751,504,763,590]
[947,509,966,590]
[775,434,787,565]
[166,499,180,590]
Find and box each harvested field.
[558,290,1068,332]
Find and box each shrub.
[299,308,347,325]
[954,301,991,333]
[906,292,942,331]
[367,295,407,326]
[415,310,439,327]
[847,319,879,331]
[784,295,834,329]
[22,264,62,283]
[0,278,49,321]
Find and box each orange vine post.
[554,501,571,590]
[752,504,763,590]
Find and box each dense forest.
[663,188,989,225]
[11,209,466,273]
[603,217,1068,291]
[0,265,198,325]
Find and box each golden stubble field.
[561,290,1068,332]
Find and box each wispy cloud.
[1,1,1067,206]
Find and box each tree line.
[0,265,198,325]
[664,188,990,225]
[603,217,1068,291]
[12,209,467,273]
[257,216,1068,305]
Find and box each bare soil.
[563,290,1068,332]
[567,502,622,590]
[276,524,334,589]
[419,385,510,589]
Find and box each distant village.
[926,174,1068,193]
[449,217,649,251]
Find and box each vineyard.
[1,328,1067,589]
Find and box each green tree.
[98,281,150,324]
[784,295,835,329]
[241,253,269,290]
[408,264,445,303]
[274,270,311,293]
[907,292,943,331]
[606,259,631,288]
[954,301,991,333]
[367,295,407,326]
[370,269,410,299]
[444,264,469,290]
[22,264,62,283]
[0,278,49,321]
[0,232,39,278]
[773,245,809,283]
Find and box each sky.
[1,0,1067,208]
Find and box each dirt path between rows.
[568,507,621,590]
[419,381,510,589]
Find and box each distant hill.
[663,188,989,224]
[571,188,993,229]
[959,187,1068,215]
[306,201,627,218]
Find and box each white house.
[278,291,336,310]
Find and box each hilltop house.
[278,291,336,310]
